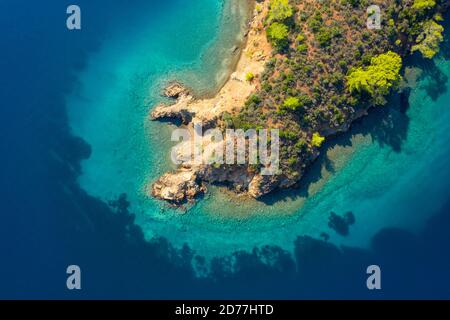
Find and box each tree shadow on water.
[258,94,410,206]
[328,211,355,236]
[415,58,448,101]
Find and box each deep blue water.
[1,0,450,299]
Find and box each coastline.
[149,0,273,205]
[149,0,449,207]
[194,0,256,100]
[151,0,270,124]
[56,0,450,265]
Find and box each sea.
[1,0,450,298]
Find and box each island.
[149,0,448,206]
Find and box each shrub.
[282,96,301,111]
[280,130,297,140]
[296,33,306,43]
[296,43,308,53]
[308,12,323,33]
[287,156,299,166]
[245,72,255,82]
[245,94,261,107]
[294,139,308,152]
[316,29,333,47]
[311,133,325,147]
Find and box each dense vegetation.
[221,0,447,180]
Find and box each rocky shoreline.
[149,0,274,205]
[149,0,448,207]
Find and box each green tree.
[280,94,312,111]
[411,0,436,12]
[311,133,325,147]
[412,20,444,59]
[267,22,289,49]
[268,0,293,23]
[347,51,402,104]
[282,97,301,110]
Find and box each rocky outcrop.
[248,174,292,198]
[149,0,277,206]
[150,133,296,203]
[150,168,206,204]
[151,163,286,204]
[150,94,195,124]
[163,82,189,99]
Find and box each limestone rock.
[150,94,195,124]
[248,174,281,198]
[163,82,189,99]
[151,168,206,204]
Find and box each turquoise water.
[67,1,450,260]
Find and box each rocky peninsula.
[149,0,448,206]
